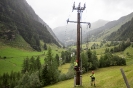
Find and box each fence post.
[120,68,130,88]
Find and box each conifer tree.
[55,54,59,66]
[21,57,29,73]
[36,56,41,70]
[81,51,88,72]
[29,56,36,72]
[43,43,47,50]
[41,47,59,86]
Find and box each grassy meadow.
[0,41,133,88]
[0,43,64,75]
[58,63,70,74]
[44,43,133,88]
[45,59,133,88]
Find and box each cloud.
[26,0,133,29]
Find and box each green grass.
[44,44,133,88]
[0,59,17,74]
[58,63,70,74]
[1,40,133,88]
[45,64,133,88]
[0,46,43,74]
[0,46,42,57]
[0,43,65,75]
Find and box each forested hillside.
[0,0,60,51]
[84,12,133,42]
[106,17,133,41]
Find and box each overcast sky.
[26,0,133,29]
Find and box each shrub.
[15,72,41,88]
[99,53,126,68]
[58,73,66,81]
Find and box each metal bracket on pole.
[67,19,69,24]
[67,20,91,28]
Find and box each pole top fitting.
[78,2,81,8]
[84,3,86,9]
[88,23,91,28]
[72,2,75,12]
[67,18,69,24]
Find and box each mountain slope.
[106,17,133,41]
[85,12,133,42]
[0,0,61,51]
[90,19,109,29]
[33,13,62,47]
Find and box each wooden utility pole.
[67,2,91,85]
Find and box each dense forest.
[106,17,133,41]
[0,0,60,51]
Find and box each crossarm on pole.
[67,19,91,28]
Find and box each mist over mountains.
[53,12,133,46]
[53,19,109,46]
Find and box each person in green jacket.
[74,61,78,67]
[90,71,96,87]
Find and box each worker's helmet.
[92,71,94,74]
[76,59,78,62]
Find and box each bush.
[82,67,86,74]
[116,57,126,66]
[15,72,30,88]
[126,52,130,56]
[65,64,74,80]
[58,73,66,81]
[99,53,126,68]
[15,72,41,88]
[66,70,74,80]
[3,56,6,59]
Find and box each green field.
[58,63,70,74]
[44,44,133,88]
[45,61,133,88]
[0,46,43,74]
[0,43,64,75]
[0,41,133,88]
